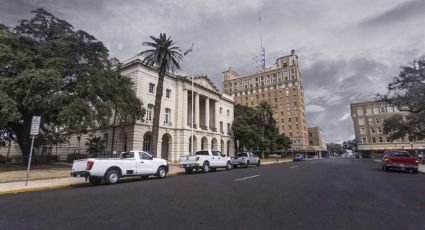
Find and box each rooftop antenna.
[253,0,266,71]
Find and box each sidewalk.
[0,160,291,195]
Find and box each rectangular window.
[379,136,384,142]
[357,108,364,116]
[368,118,374,125]
[164,108,171,124]
[373,106,379,114]
[361,136,367,143]
[370,127,375,134]
[358,118,365,126]
[366,107,373,114]
[165,89,171,99]
[360,127,366,135]
[149,83,155,93]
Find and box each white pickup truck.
[71,150,168,185]
[179,150,232,173]
[231,152,261,167]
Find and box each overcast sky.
[1,0,424,143]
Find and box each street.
[1,159,424,230]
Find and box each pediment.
[193,76,219,92]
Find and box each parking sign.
[30,116,41,135]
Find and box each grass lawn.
[0,163,72,183]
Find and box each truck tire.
[89,176,102,185]
[226,161,232,170]
[185,168,193,174]
[157,166,167,179]
[202,162,210,173]
[256,160,261,167]
[104,170,120,184]
[246,160,250,168]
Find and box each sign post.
[25,116,41,186]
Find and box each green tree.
[232,104,262,151]
[256,101,274,158]
[273,134,292,151]
[139,33,187,157]
[0,9,143,165]
[380,56,425,140]
[327,143,344,155]
[85,135,105,157]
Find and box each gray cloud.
[0,0,424,143]
[359,0,425,28]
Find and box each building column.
[183,89,188,128]
[205,97,210,130]
[195,93,200,128]
[214,101,218,132]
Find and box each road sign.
[30,116,41,135]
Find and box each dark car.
[382,150,419,173]
[0,155,6,164]
[293,154,304,162]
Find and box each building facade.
[1,57,235,162]
[307,127,327,152]
[222,50,309,150]
[350,100,425,158]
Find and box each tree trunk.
[11,114,33,165]
[151,68,166,157]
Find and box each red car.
[382,150,419,173]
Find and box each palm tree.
[256,101,274,158]
[140,33,185,157]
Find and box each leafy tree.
[380,56,425,140]
[273,134,292,151]
[256,101,274,157]
[0,9,143,165]
[232,103,291,155]
[85,135,105,157]
[139,33,188,157]
[327,143,344,155]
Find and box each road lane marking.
[234,175,260,181]
[290,165,298,169]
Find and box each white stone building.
[0,57,235,162]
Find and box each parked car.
[382,150,419,173]
[231,152,260,167]
[71,150,169,185]
[0,155,6,163]
[179,150,232,173]
[293,154,304,162]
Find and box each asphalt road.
[1,158,425,230]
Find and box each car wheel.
[157,166,167,179]
[226,161,232,170]
[256,160,261,167]
[89,176,101,185]
[413,169,419,174]
[104,170,120,185]
[246,161,250,168]
[202,162,210,173]
[185,168,193,174]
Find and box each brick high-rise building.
[222,50,308,150]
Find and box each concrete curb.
[0,160,294,195]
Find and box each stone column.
[183,89,188,128]
[205,98,210,130]
[195,93,200,128]
[214,101,219,132]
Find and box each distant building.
[350,100,425,158]
[222,50,309,151]
[308,127,327,156]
